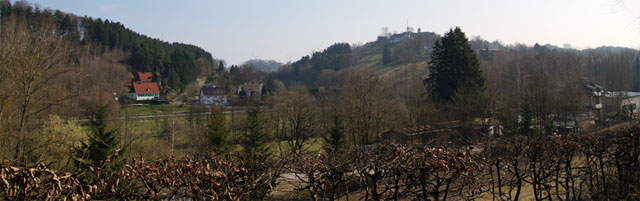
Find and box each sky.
[22,0,640,65]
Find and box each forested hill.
[276,43,352,86]
[0,1,217,91]
[276,27,640,94]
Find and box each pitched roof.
[201,86,227,96]
[132,82,160,94]
[435,120,464,129]
[238,82,263,93]
[137,72,154,82]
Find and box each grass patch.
[269,138,325,156]
[123,104,191,116]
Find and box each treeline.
[482,45,640,135]
[277,29,640,137]
[0,0,217,91]
[276,43,352,86]
[274,31,437,87]
[83,18,216,90]
[242,59,283,72]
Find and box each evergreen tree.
[237,107,274,200]
[323,113,344,153]
[217,60,225,73]
[229,65,239,75]
[382,44,392,65]
[240,107,270,156]
[424,27,484,103]
[206,108,229,154]
[238,90,247,99]
[74,104,123,171]
[519,103,533,136]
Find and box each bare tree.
[271,84,318,155]
[162,117,183,153]
[341,70,392,147]
[0,14,75,163]
[381,27,391,38]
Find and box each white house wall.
[131,93,159,101]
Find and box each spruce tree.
[217,60,225,73]
[323,113,344,153]
[382,44,392,65]
[424,27,484,103]
[519,103,533,136]
[238,107,273,200]
[207,108,229,154]
[74,104,123,171]
[240,107,270,156]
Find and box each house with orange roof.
[130,81,160,101]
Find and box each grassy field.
[122,104,191,116]
[92,107,327,159]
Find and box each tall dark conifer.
[207,108,229,154]
[424,27,484,103]
[74,104,123,171]
[519,103,534,136]
[217,60,225,73]
[240,107,270,156]
[323,113,344,153]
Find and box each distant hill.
[243,59,283,72]
[0,1,218,91]
[274,31,443,86]
[275,27,639,94]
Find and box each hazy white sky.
[24,0,640,65]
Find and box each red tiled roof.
[138,72,154,82]
[132,82,160,94]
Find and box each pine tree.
[519,103,533,136]
[424,27,484,103]
[382,44,392,65]
[217,60,225,73]
[207,108,229,154]
[238,107,273,200]
[323,113,344,153]
[240,107,270,156]
[74,104,123,171]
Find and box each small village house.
[130,81,160,101]
[200,83,228,106]
[237,81,264,98]
[584,81,605,123]
[129,72,161,101]
[605,91,640,118]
